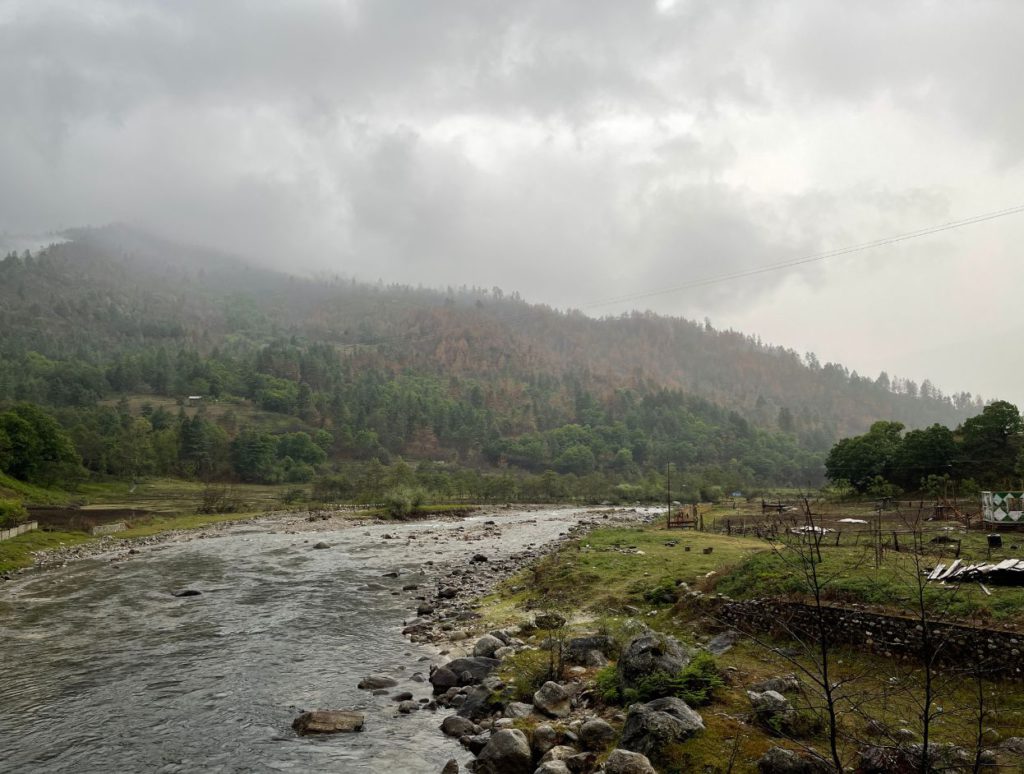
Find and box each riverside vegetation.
[425,503,1024,773]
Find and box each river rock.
[706,630,738,655]
[618,633,690,691]
[358,674,398,690]
[313,541,330,549]
[750,674,801,694]
[620,697,704,761]
[462,733,491,755]
[429,665,459,692]
[756,747,832,773]
[563,635,614,666]
[442,656,501,686]
[456,685,504,722]
[533,681,571,718]
[534,762,570,774]
[441,715,477,737]
[604,749,657,774]
[1003,737,1024,755]
[441,760,459,774]
[172,589,202,597]
[292,710,364,734]
[532,724,559,756]
[475,729,533,774]
[747,690,797,732]
[579,718,616,751]
[540,745,578,763]
[473,634,505,658]
[504,701,535,719]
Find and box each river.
[0,508,595,773]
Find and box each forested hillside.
[0,225,981,499]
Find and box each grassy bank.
[475,516,1024,772]
[0,529,93,574]
[0,471,71,505]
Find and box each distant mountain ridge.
[0,224,975,454]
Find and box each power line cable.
[340,201,1024,350]
[581,202,1024,311]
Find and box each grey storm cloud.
[2,0,1024,341]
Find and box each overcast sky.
[2,0,1023,404]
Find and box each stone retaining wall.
[714,597,1024,676]
[90,522,127,536]
[0,521,38,541]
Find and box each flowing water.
[0,508,592,773]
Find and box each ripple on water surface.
[0,509,589,773]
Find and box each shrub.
[279,487,307,505]
[0,499,28,528]
[600,652,725,707]
[383,486,426,518]
[197,486,240,514]
[643,580,677,605]
[501,648,556,702]
[595,665,620,703]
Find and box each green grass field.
[475,512,1024,771]
[0,529,93,574]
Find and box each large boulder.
[430,657,500,693]
[533,681,572,718]
[579,718,616,751]
[504,701,535,719]
[430,666,460,694]
[447,656,502,684]
[747,690,798,734]
[532,761,573,774]
[473,634,506,658]
[534,762,571,774]
[292,710,364,734]
[617,633,690,691]
[440,715,477,738]
[1003,737,1024,756]
[532,724,560,757]
[604,749,657,774]
[358,674,398,690]
[706,630,739,655]
[857,742,977,773]
[563,635,615,666]
[620,697,704,762]
[456,685,505,722]
[756,747,832,774]
[750,675,801,694]
[475,729,533,774]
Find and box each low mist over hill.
[0,226,981,494]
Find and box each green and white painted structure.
[982,491,1024,524]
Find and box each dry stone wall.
[714,597,1024,676]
